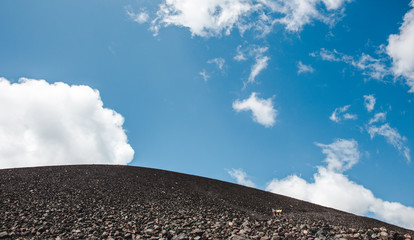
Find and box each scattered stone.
[1,165,413,239]
[172,232,188,240]
[380,231,388,237]
[229,234,248,240]
[190,229,204,236]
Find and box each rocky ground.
[0,165,413,239]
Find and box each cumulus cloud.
[142,0,352,37]
[232,92,277,127]
[370,200,414,230]
[266,139,414,230]
[386,0,414,92]
[267,167,377,215]
[363,94,376,112]
[329,105,357,123]
[315,139,359,172]
[228,168,256,188]
[297,61,314,74]
[208,57,226,70]
[367,123,411,163]
[0,77,134,169]
[152,0,254,37]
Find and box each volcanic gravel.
[0,165,413,239]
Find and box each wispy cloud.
[266,139,414,229]
[363,108,411,163]
[343,113,358,120]
[313,1,414,94]
[228,168,256,188]
[309,1,414,92]
[329,105,357,123]
[367,123,411,163]
[234,45,247,61]
[0,77,134,169]
[297,61,314,74]
[368,112,386,125]
[363,94,376,112]
[248,56,270,85]
[199,70,209,82]
[126,9,150,24]
[233,92,277,127]
[136,0,352,37]
[312,49,392,81]
[208,57,226,71]
[235,45,270,87]
[263,0,351,32]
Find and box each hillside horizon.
[1,164,412,239]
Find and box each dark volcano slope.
[0,165,413,239]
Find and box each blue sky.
[1,0,414,229]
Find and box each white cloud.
[365,109,411,163]
[234,45,268,62]
[297,61,314,74]
[0,77,134,169]
[313,49,392,81]
[343,113,357,120]
[262,0,350,32]
[232,92,277,127]
[266,139,414,230]
[316,48,341,61]
[329,106,344,122]
[250,45,269,57]
[127,9,150,24]
[329,105,357,123]
[228,168,256,188]
[248,55,270,84]
[208,57,226,70]
[354,53,391,80]
[267,167,377,215]
[386,0,414,92]
[311,2,414,92]
[315,139,359,172]
[152,0,255,37]
[234,45,270,87]
[199,70,209,82]
[370,200,414,231]
[234,45,247,61]
[367,123,411,163]
[144,0,352,37]
[363,94,376,112]
[368,112,386,125]
[322,0,349,10]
